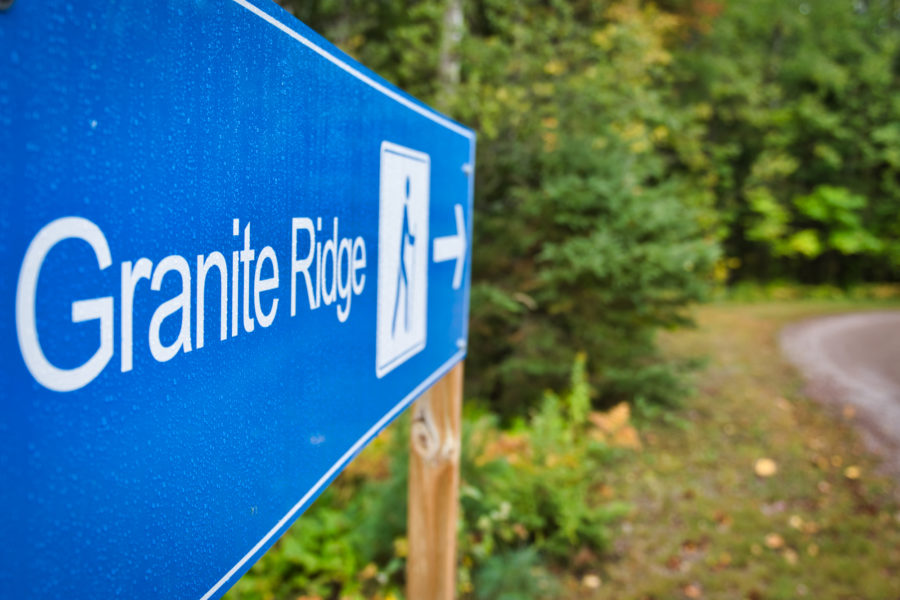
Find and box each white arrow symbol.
[432,203,467,290]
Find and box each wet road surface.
[780,311,900,474]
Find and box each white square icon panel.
[376,142,430,378]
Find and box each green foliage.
[227,357,629,600]
[227,491,366,599]
[676,0,900,283]
[792,186,883,257]
[470,548,557,600]
[452,1,719,414]
[458,355,630,594]
[227,429,410,600]
[715,281,900,303]
[750,183,884,260]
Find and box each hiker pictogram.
[376,142,430,378]
[392,176,417,336]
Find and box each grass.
[565,300,900,599]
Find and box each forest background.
[227,0,900,598]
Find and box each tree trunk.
[437,0,463,111]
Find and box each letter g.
[16,217,114,392]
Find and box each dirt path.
[780,311,900,475]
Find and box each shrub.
[227,356,631,600]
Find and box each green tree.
[448,1,718,412]
[676,0,900,283]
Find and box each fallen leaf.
[755,458,778,477]
[589,402,630,434]
[597,484,615,499]
[480,432,531,465]
[683,583,702,598]
[844,465,861,480]
[783,548,798,565]
[765,533,785,549]
[581,574,601,589]
[713,510,733,527]
[817,480,831,494]
[789,515,803,530]
[612,425,642,449]
[842,405,856,419]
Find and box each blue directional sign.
[0,1,474,598]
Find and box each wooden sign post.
[407,363,464,600]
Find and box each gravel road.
[780,311,900,475]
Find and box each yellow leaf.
[765,533,785,549]
[591,29,614,50]
[844,465,861,480]
[754,458,778,477]
[543,60,565,76]
[541,131,558,153]
[629,140,650,154]
[589,402,630,433]
[612,426,642,450]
